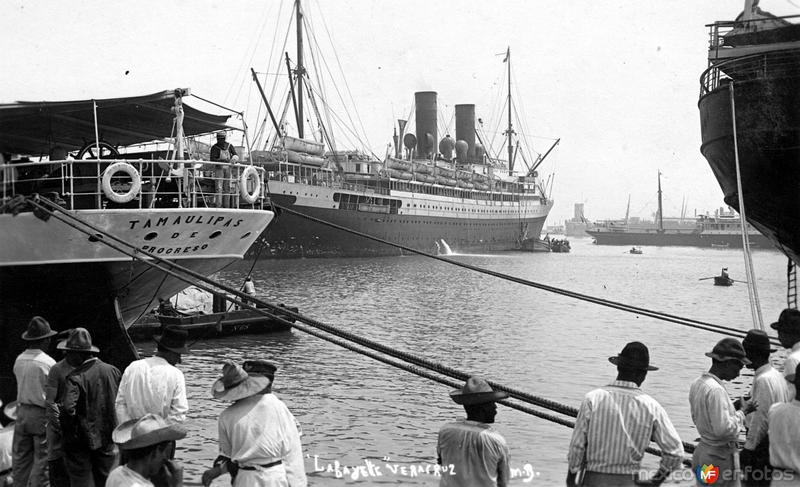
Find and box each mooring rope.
[27,196,696,459]
[270,203,779,346]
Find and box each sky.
[2,0,792,223]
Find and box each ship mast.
[295,0,305,139]
[657,171,664,232]
[504,47,515,173]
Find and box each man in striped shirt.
[567,342,683,487]
[690,337,757,487]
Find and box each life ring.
[239,166,261,204]
[102,162,141,203]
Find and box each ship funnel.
[455,104,476,163]
[415,91,437,159]
[455,140,468,162]
[439,135,455,160]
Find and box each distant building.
[565,203,589,237]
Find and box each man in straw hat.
[766,363,800,485]
[202,361,307,487]
[115,326,189,426]
[771,308,800,398]
[60,327,121,486]
[12,315,57,486]
[107,413,186,487]
[566,342,683,487]
[740,329,791,487]
[436,375,510,487]
[690,337,757,486]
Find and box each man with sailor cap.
[437,375,510,487]
[209,131,238,208]
[567,341,683,486]
[690,337,758,487]
[771,308,800,398]
[740,329,791,487]
[202,360,307,487]
[12,316,57,486]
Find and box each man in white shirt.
[741,329,791,486]
[115,326,189,425]
[767,363,800,485]
[202,361,307,487]
[437,376,510,487]
[690,338,757,487]
[12,316,57,487]
[771,308,800,398]
[567,342,684,487]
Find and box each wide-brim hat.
[243,359,277,380]
[21,316,57,341]
[56,327,99,353]
[705,337,751,364]
[450,376,508,406]
[742,329,777,354]
[112,413,187,450]
[771,308,800,332]
[608,341,658,371]
[212,361,270,401]
[154,326,189,354]
[3,401,18,422]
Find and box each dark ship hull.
[586,228,773,248]
[698,12,800,263]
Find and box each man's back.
[568,381,682,475]
[14,349,55,406]
[437,419,509,487]
[64,358,121,450]
[115,356,187,424]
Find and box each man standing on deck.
[566,342,684,486]
[115,326,189,426]
[45,330,76,487]
[690,338,757,487]
[201,361,307,487]
[771,308,800,398]
[12,316,57,487]
[209,131,238,208]
[60,327,121,486]
[740,329,791,486]
[437,375,510,487]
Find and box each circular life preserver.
[102,162,141,203]
[239,166,261,204]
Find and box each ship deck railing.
[1,158,267,211]
[702,16,800,96]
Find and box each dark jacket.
[62,357,121,450]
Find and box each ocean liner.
[0,89,273,403]
[698,1,800,263]
[249,1,554,257]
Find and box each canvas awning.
[0,89,232,156]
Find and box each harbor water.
[155,238,791,485]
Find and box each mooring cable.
[28,196,696,459]
[270,203,780,345]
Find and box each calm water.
[145,238,792,485]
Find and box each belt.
[239,460,282,471]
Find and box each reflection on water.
[164,239,789,485]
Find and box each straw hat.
[705,338,751,364]
[57,327,99,353]
[153,326,189,355]
[608,341,658,371]
[212,361,270,401]
[112,414,186,450]
[21,316,57,341]
[243,360,277,381]
[450,376,508,406]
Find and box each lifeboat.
[286,149,325,167]
[388,169,413,180]
[412,162,433,174]
[283,136,325,156]
[386,157,412,171]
